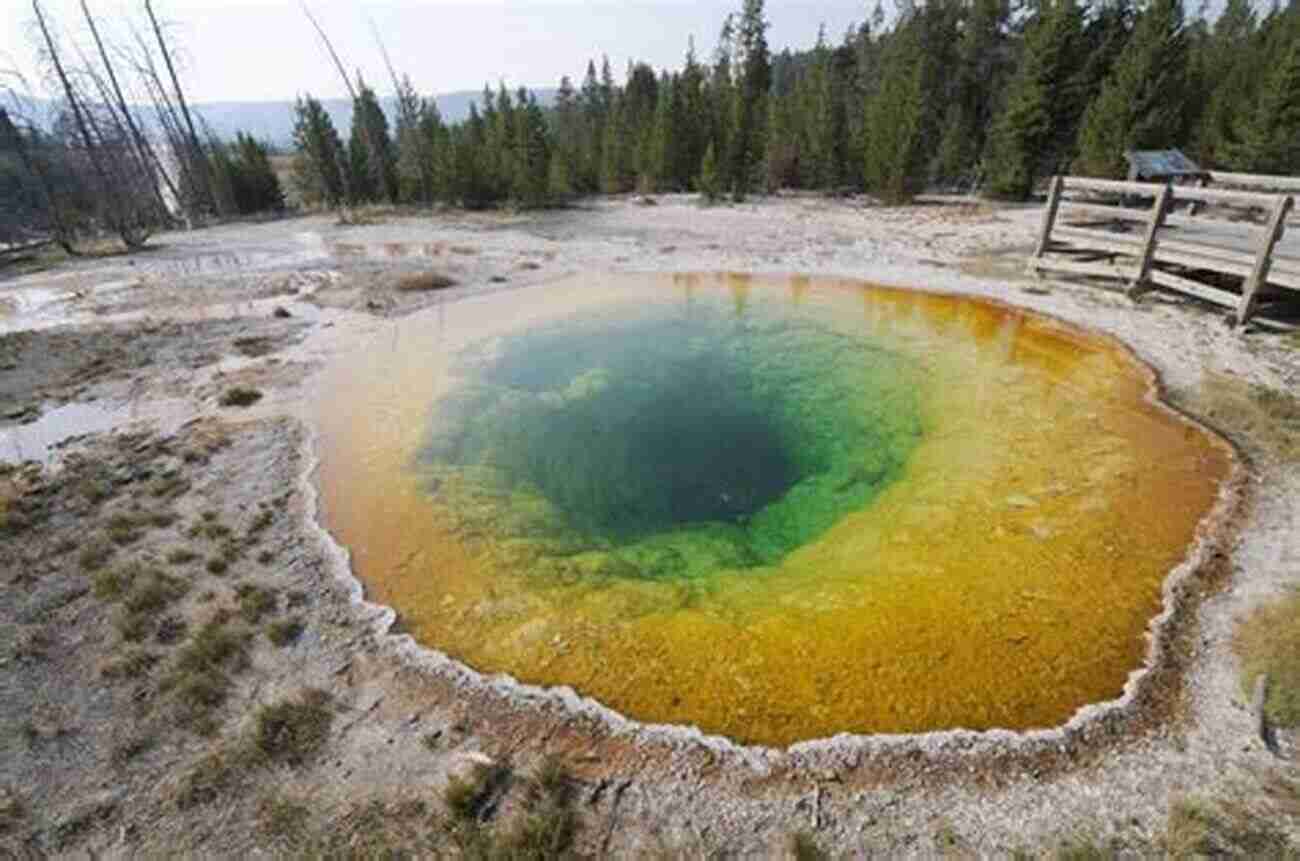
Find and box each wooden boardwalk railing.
[1028,175,1298,328]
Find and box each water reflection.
[0,398,190,464]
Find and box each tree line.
[291,0,1300,212]
[1,1,284,252]
[6,0,1300,253]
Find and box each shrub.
[218,387,263,408]
[1234,589,1300,727]
[252,689,333,766]
[396,271,457,292]
[267,618,304,647]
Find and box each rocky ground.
[0,194,1297,858]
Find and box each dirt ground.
[1,194,1297,858]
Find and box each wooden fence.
[1027,175,1298,328]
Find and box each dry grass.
[791,831,828,860]
[97,563,188,643]
[92,564,137,600]
[256,794,310,843]
[218,387,263,408]
[233,336,278,358]
[166,547,199,565]
[122,569,188,616]
[1233,589,1300,727]
[162,617,250,734]
[1164,797,1293,857]
[444,762,507,823]
[250,688,333,766]
[105,512,144,546]
[78,537,115,571]
[236,583,278,624]
[439,758,580,860]
[175,749,244,810]
[150,473,192,499]
[0,788,25,834]
[99,648,160,680]
[396,271,457,292]
[266,617,304,646]
[334,205,399,226]
[1191,373,1300,463]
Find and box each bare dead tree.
[143,0,214,215]
[371,17,403,106]
[302,2,366,204]
[303,2,357,100]
[0,102,79,254]
[32,0,152,248]
[372,19,431,204]
[70,37,165,226]
[80,0,177,217]
[125,23,204,217]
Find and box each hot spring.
[312,273,1231,746]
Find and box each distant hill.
[194,89,557,147]
[7,88,557,148]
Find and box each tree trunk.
[145,0,214,215]
[32,0,148,248]
[81,0,178,218]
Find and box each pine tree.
[676,40,709,189]
[512,92,550,207]
[551,75,583,197]
[1191,0,1258,164]
[645,73,677,192]
[547,149,574,203]
[933,0,1011,187]
[347,79,398,203]
[393,75,438,204]
[981,0,1085,198]
[709,15,737,193]
[227,132,284,213]
[862,20,927,203]
[600,96,629,193]
[699,140,721,202]
[765,59,800,191]
[453,103,493,209]
[730,0,772,200]
[1073,0,1189,178]
[1229,34,1300,173]
[290,95,346,207]
[485,84,518,201]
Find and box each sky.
[1,0,874,104]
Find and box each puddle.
[0,398,191,464]
[312,273,1232,745]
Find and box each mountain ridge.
[8,88,558,147]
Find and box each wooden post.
[1236,194,1293,329]
[1128,183,1172,298]
[1029,176,1064,276]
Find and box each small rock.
[446,751,496,784]
[272,306,292,319]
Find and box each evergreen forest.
[288,0,1300,210]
